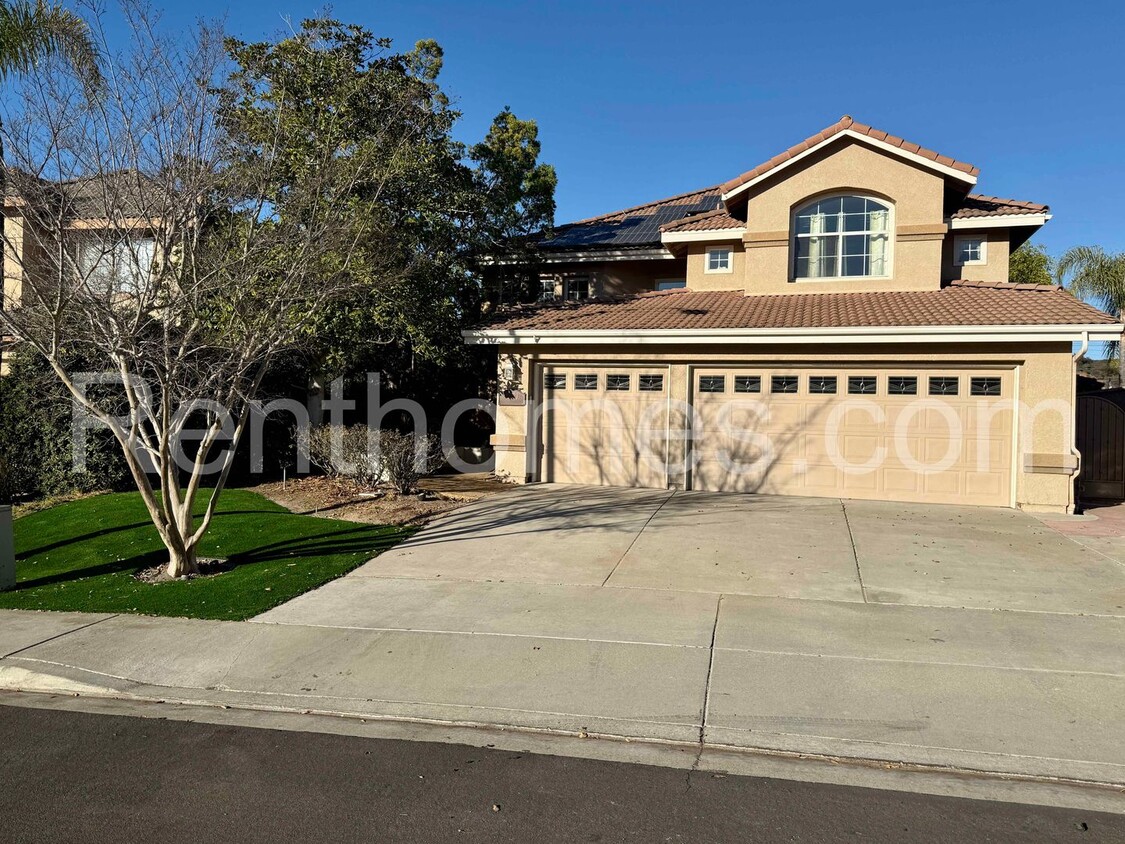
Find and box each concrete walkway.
[2,485,1124,799]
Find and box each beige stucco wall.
[941,228,1012,283]
[736,139,948,295]
[684,242,747,291]
[3,209,26,309]
[490,342,1077,512]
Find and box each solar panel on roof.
[541,193,721,250]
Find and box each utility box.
[0,506,14,591]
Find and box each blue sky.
[108,0,1123,255]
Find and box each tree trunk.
[165,544,199,579]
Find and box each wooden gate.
[1077,394,1125,500]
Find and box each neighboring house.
[465,116,1123,512]
[3,171,159,311]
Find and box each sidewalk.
[2,596,1123,791]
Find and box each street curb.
[3,661,1124,799]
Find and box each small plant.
[380,432,446,495]
[305,426,445,493]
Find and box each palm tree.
[1058,245,1125,385]
[0,0,102,90]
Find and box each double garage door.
[540,364,1014,507]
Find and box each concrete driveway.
[245,485,1125,786]
[263,484,1125,619]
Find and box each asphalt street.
[0,702,1121,843]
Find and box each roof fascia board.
[661,228,747,244]
[949,214,1052,230]
[721,129,978,203]
[464,323,1122,345]
[537,248,675,264]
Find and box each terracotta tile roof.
[661,208,745,233]
[952,194,1050,219]
[480,281,1117,333]
[720,116,979,196]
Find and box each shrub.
[380,431,445,495]
[0,346,128,501]
[304,425,444,493]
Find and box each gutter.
[464,323,1125,346]
[1069,330,1091,514]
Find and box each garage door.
[691,367,1013,506]
[540,365,671,488]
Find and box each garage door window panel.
[771,375,799,394]
[606,375,630,391]
[888,376,918,396]
[638,374,664,392]
[848,376,878,395]
[970,377,1002,397]
[575,374,598,391]
[699,376,726,393]
[734,375,762,393]
[809,375,837,394]
[545,373,566,391]
[929,376,960,396]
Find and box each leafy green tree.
[220,20,556,420]
[1008,242,1054,285]
[469,108,556,305]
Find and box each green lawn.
[0,489,412,620]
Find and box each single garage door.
[691,367,1014,506]
[540,365,671,488]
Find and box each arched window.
[793,195,891,279]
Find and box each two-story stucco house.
[465,116,1123,513]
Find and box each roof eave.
[721,128,978,204]
[464,323,1122,346]
[948,213,1052,230]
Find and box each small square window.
[565,277,591,301]
[544,373,566,390]
[809,375,837,394]
[575,374,598,391]
[848,376,877,395]
[929,376,959,396]
[606,374,630,391]
[954,237,986,266]
[734,375,761,393]
[771,375,799,394]
[638,374,664,392]
[706,248,732,273]
[699,375,725,393]
[888,376,918,395]
[970,377,1002,397]
[539,280,557,302]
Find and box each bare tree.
[0,5,385,577]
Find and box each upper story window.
[954,236,986,266]
[77,235,156,295]
[656,279,686,291]
[706,247,733,274]
[793,195,891,280]
[564,276,591,301]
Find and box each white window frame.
[953,235,987,267]
[790,193,894,282]
[704,247,733,274]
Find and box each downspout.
[1069,330,1090,514]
